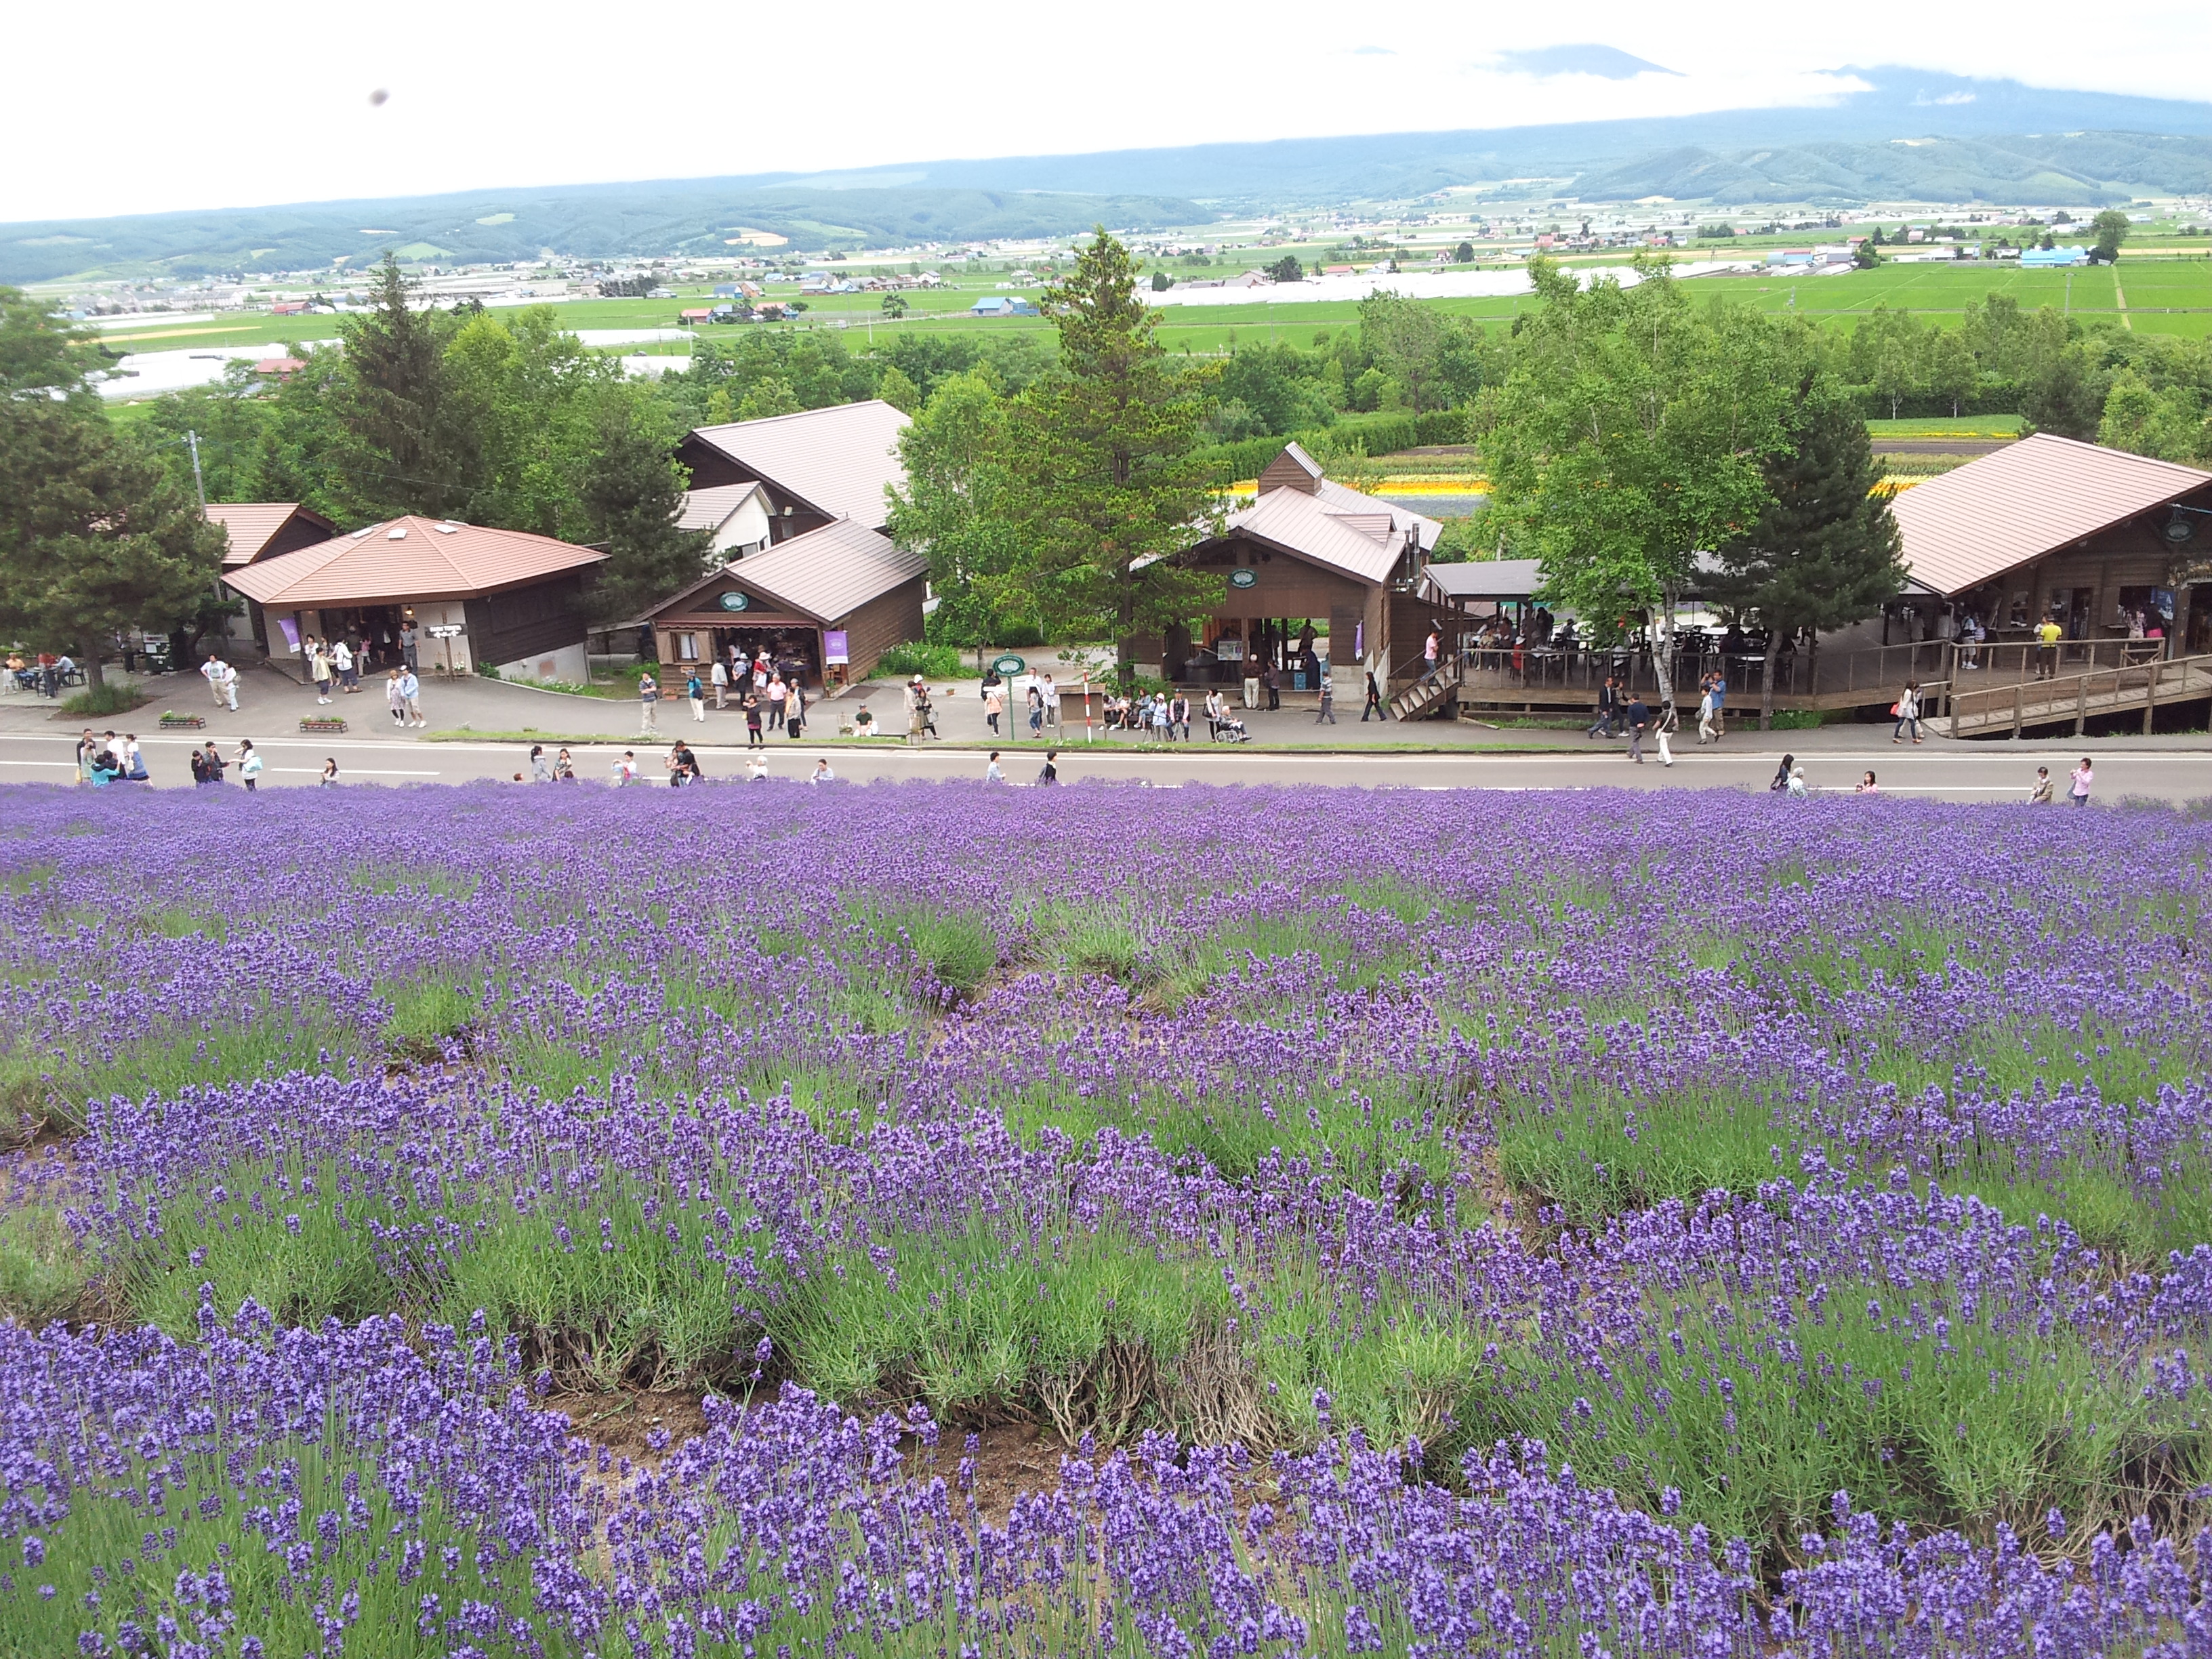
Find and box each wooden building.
[1167,443,1440,691]
[1889,434,2212,653]
[223,516,606,682]
[675,400,910,544]
[632,517,926,691]
[203,502,340,653]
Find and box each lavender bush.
[2,779,2211,1654]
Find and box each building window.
[672,633,700,661]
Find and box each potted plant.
[158,710,206,730]
[299,715,348,734]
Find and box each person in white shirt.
[984,750,1005,783]
[745,754,769,781]
[218,659,239,712]
[809,758,835,785]
[1041,673,1060,729]
[612,750,638,786]
[397,668,424,727]
[332,638,355,693]
[710,658,729,709]
[201,654,226,708]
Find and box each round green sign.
[718,590,751,612]
[991,653,1026,676]
[1229,568,1258,590]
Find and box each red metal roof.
[634,517,924,627]
[203,502,334,569]
[222,515,605,608]
[1889,433,2212,596]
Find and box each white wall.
[493,640,589,684]
[710,495,773,560]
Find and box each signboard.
[824,630,850,665]
[718,590,752,612]
[1215,638,1245,661]
[426,625,464,639]
[1229,568,1258,590]
[274,616,300,653]
[991,653,1026,676]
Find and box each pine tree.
[335,254,465,518]
[578,384,704,628]
[1706,380,1906,729]
[1008,229,1219,686]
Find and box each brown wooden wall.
[836,574,927,680]
[464,573,590,666]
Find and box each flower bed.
[1,783,2209,1654]
[156,711,205,729]
[297,716,348,733]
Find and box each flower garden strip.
[1,780,2209,1656]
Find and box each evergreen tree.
[578,384,703,628]
[1008,229,1220,687]
[0,401,226,684]
[333,254,464,519]
[886,366,1032,651]
[1706,380,1905,729]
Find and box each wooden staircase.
[1390,658,1462,721]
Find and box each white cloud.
[3,0,2206,222]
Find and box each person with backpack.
[686,670,706,723]
[1038,750,1060,785]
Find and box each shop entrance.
[711,624,822,691]
[317,605,409,670]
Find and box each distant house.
[679,308,714,325]
[270,300,310,316]
[970,295,1038,316]
[676,400,911,541]
[2020,245,2090,267]
[253,356,306,377]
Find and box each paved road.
[7,730,2207,801]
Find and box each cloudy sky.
[7,0,2206,222]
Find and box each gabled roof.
[678,480,765,533]
[1888,432,2212,596]
[637,518,926,627]
[685,399,909,527]
[223,516,605,608]
[203,502,336,569]
[1222,486,1412,586]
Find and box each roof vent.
[434,523,459,535]
[388,527,408,540]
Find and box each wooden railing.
[1948,653,2212,737]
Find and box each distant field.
[1864,414,2027,437]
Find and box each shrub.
[876,641,966,680]
[60,680,147,717]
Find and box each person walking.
[1708,672,1727,739]
[1654,702,1678,766]
[1624,695,1650,763]
[1696,676,1717,744]
[122,734,146,781]
[1170,690,1191,742]
[237,739,262,792]
[1891,680,1922,745]
[218,659,239,713]
[985,750,1005,783]
[398,666,424,728]
[743,695,764,749]
[637,670,659,735]
[710,657,728,710]
[1420,628,1441,685]
[332,636,356,694]
[399,622,418,672]
[1037,749,1059,785]
[1042,674,1061,731]
[309,640,333,705]
[386,669,406,726]
[985,680,1005,737]
[2028,765,2055,804]
[686,670,706,723]
[319,758,340,786]
[1361,669,1387,722]
[1314,673,1336,724]
[1263,661,1280,712]
[201,653,226,708]
[2069,756,2093,807]
[1027,684,1044,738]
[766,674,787,734]
[1589,676,1620,739]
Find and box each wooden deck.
[1947,653,2212,737]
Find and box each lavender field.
[3,780,2212,1657]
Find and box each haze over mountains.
[8,65,2212,285]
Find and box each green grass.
[0,1200,95,1322]
[1866,415,2026,436]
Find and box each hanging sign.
[1229,569,1258,589]
[718,591,752,612]
[824,630,850,665]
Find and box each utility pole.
[185,430,206,510]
